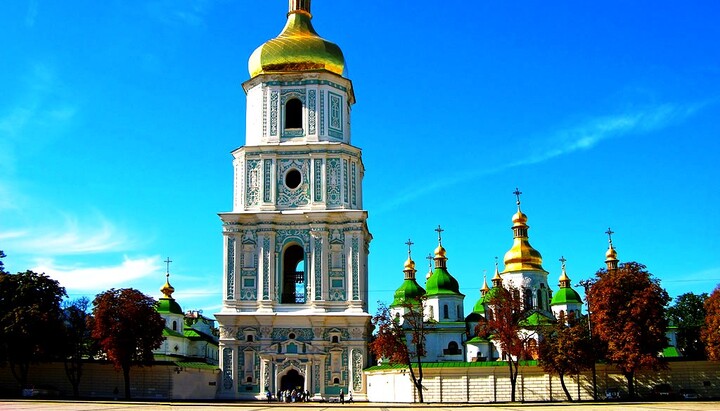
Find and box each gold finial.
[480,269,490,294]
[433,225,447,261]
[288,0,312,16]
[160,257,175,298]
[513,187,522,211]
[403,239,416,273]
[558,256,571,287]
[605,227,619,270]
[425,253,433,281]
[492,257,502,286]
[606,227,615,247]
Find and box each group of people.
[267,388,311,403]
[264,388,353,404]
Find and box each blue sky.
[1,1,718,316]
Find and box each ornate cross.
[426,253,434,269]
[164,257,173,278]
[513,187,522,207]
[559,255,567,270]
[405,238,414,258]
[435,225,444,244]
[605,227,615,245]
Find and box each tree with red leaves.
[701,284,720,360]
[538,312,593,401]
[91,288,165,399]
[586,262,670,398]
[369,299,428,403]
[479,284,536,402]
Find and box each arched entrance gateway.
[280,368,304,392]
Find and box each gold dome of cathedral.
[248,1,346,78]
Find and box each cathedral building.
[215,0,372,400]
[390,191,585,364]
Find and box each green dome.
[425,267,462,297]
[157,297,183,315]
[550,287,583,306]
[472,295,486,314]
[390,279,426,308]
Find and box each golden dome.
[404,257,416,271]
[434,244,447,259]
[512,210,528,226]
[605,245,618,260]
[503,199,546,273]
[161,276,175,298]
[248,3,345,78]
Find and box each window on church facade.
[443,304,449,319]
[172,320,177,331]
[444,341,461,355]
[285,98,302,129]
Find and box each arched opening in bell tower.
[281,244,306,304]
[285,98,303,129]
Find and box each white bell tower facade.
[216,1,372,401]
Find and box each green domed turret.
[390,241,426,308]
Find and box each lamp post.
[578,279,597,401]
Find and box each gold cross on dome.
[559,256,567,269]
[435,225,444,244]
[405,238,414,258]
[164,257,173,278]
[605,227,615,245]
[513,187,522,207]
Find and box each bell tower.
[215,1,372,400]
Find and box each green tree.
[538,312,594,401]
[61,297,96,398]
[0,269,67,388]
[369,299,428,403]
[0,250,6,274]
[701,284,720,361]
[91,288,165,399]
[667,292,708,359]
[587,262,670,398]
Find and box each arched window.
[444,341,461,355]
[331,336,339,344]
[443,304,449,319]
[282,245,305,304]
[246,335,254,343]
[285,98,302,129]
[524,289,533,310]
[172,320,177,331]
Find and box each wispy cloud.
[375,102,705,214]
[3,212,133,255]
[33,255,161,291]
[508,102,703,168]
[0,63,77,175]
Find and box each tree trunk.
[122,363,132,399]
[407,359,424,403]
[624,371,635,399]
[64,360,82,398]
[559,373,572,401]
[508,359,518,402]
[10,361,29,389]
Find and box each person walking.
[339,389,344,404]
